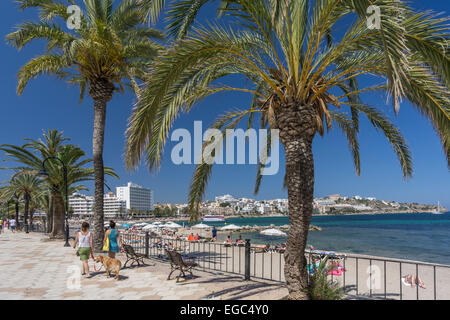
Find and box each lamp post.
[38,157,70,247]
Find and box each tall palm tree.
[6,0,163,249]
[126,0,449,299]
[0,174,44,232]
[0,129,118,238]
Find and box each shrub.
[305,257,345,300]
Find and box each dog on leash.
[95,255,122,280]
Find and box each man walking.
[9,218,16,233]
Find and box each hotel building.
[69,192,126,217]
[116,182,154,212]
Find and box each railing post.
[244,239,251,280]
[145,231,149,258]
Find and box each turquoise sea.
[193,213,450,265]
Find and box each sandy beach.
[139,237,450,300]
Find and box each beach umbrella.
[192,223,211,229]
[220,224,241,231]
[134,222,149,227]
[142,224,158,230]
[260,228,287,236]
[163,222,182,229]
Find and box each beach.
[147,239,450,300]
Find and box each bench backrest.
[123,244,137,256]
[165,249,185,267]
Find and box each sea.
[190,213,450,265]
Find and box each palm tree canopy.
[6,0,165,100]
[0,129,118,195]
[125,0,449,220]
[0,173,44,202]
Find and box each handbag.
[102,236,110,252]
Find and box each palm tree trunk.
[283,138,315,299]
[47,191,54,233]
[89,79,114,252]
[277,102,317,300]
[15,201,19,230]
[24,194,30,233]
[50,191,65,238]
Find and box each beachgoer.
[188,233,194,241]
[0,218,3,234]
[211,226,217,241]
[236,235,244,245]
[225,235,233,246]
[9,218,16,232]
[194,233,200,241]
[104,220,122,259]
[404,274,426,289]
[73,222,93,278]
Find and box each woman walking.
[73,222,93,278]
[104,221,122,258]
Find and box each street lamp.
[37,157,70,247]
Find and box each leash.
[91,251,103,272]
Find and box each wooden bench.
[165,249,198,282]
[123,244,146,268]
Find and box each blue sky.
[0,1,448,208]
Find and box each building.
[69,192,126,217]
[328,194,341,201]
[69,193,94,216]
[116,182,154,212]
[215,194,235,203]
[104,192,126,217]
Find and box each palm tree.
[0,174,44,232]
[6,0,163,249]
[125,0,449,299]
[0,129,118,238]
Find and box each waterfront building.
[69,193,94,216]
[104,192,126,217]
[116,182,154,211]
[215,194,235,203]
[69,192,126,217]
[328,194,341,201]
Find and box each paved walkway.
[0,230,287,300]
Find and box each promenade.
[0,229,287,300]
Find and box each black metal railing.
[120,232,450,300]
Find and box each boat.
[432,201,443,215]
[201,214,225,222]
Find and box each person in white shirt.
[9,219,16,232]
[73,222,93,278]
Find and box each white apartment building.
[69,192,126,217]
[69,193,94,216]
[215,194,236,203]
[116,182,154,212]
[104,192,126,217]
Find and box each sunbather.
[403,274,426,288]
[224,235,233,246]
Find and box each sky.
[0,1,448,209]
